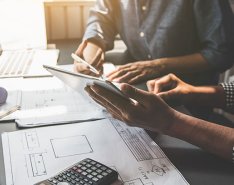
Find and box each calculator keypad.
[35,158,118,185]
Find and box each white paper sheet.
[0,77,105,127]
[2,119,189,185]
[15,86,104,127]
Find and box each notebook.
[0,0,59,78]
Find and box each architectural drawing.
[110,118,165,161]
[23,131,40,149]
[50,135,93,158]
[26,153,47,177]
[2,119,189,185]
[125,178,144,185]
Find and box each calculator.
[35,158,119,185]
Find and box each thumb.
[152,74,177,94]
[120,83,151,105]
[158,89,177,103]
[146,80,155,92]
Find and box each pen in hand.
[71,53,100,75]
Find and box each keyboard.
[0,50,35,78]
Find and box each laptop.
[0,0,59,78]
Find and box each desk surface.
[0,39,234,185]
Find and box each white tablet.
[43,65,129,100]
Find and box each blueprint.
[2,118,189,185]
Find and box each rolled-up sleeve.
[194,0,234,72]
[83,0,118,50]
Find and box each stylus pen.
[71,53,100,75]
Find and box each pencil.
[0,105,21,119]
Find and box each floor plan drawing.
[50,135,93,158]
[27,153,47,177]
[2,119,189,185]
[24,131,40,149]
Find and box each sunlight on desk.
[0,77,105,127]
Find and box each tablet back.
[43,65,129,100]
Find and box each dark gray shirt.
[84,0,234,85]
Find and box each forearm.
[155,53,211,76]
[82,41,104,63]
[188,85,226,108]
[167,111,234,160]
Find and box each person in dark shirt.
[85,74,234,161]
[74,0,234,87]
